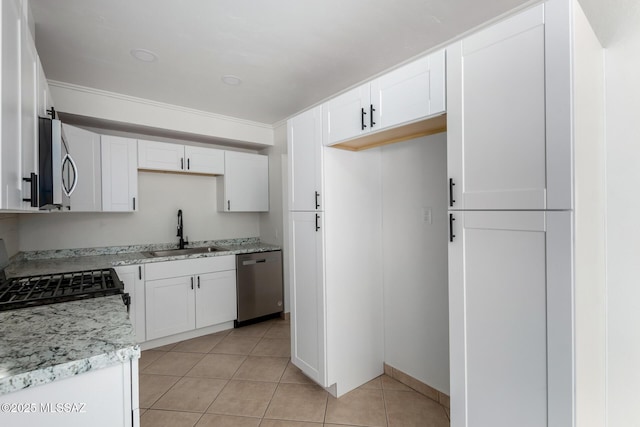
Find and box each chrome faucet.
[177,209,189,249]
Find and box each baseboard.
[280,311,290,320]
[383,363,450,409]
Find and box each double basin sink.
[143,246,228,258]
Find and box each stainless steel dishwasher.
[235,250,284,326]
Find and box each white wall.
[573,3,606,425]
[381,133,450,394]
[577,1,640,424]
[259,122,288,311]
[259,123,286,247]
[602,16,640,427]
[0,214,20,257]
[18,172,260,251]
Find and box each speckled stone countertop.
[0,237,279,396]
[5,237,281,277]
[0,295,139,395]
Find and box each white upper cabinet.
[324,84,371,146]
[36,56,54,118]
[0,0,24,210]
[324,49,446,147]
[219,151,269,212]
[447,6,548,210]
[137,140,184,172]
[101,135,138,212]
[20,16,38,211]
[372,51,445,130]
[288,106,323,212]
[138,139,224,175]
[184,145,224,175]
[63,124,102,212]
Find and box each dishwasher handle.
[242,259,268,266]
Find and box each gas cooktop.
[0,268,128,312]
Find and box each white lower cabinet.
[146,275,195,340]
[195,270,237,329]
[448,210,572,427]
[114,264,146,343]
[144,256,236,341]
[0,360,139,427]
[289,211,326,385]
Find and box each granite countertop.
[6,237,281,277]
[0,237,280,395]
[0,295,139,395]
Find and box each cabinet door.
[36,56,53,118]
[448,211,553,427]
[222,151,269,212]
[323,83,371,146]
[184,145,224,175]
[195,270,237,328]
[289,211,326,386]
[115,264,146,343]
[101,135,138,211]
[20,21,39,211]
[64,125,102,212]
[428,49,446,115]
[372,55,431,130]
[447,6,546,210]
[288,106,323,211]
[137,140,184,172]
[146,275,195,340]
[0,0,23,210]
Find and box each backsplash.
[17,172,260,252]
[0,214,19,257]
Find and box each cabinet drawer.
[145,255,235,280]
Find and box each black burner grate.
[0,268,125,311]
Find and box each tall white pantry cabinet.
[447,0,603,426]
[287,106,384,397]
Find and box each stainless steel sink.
[144,246,227,258]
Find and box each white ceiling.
[30,0,532,125]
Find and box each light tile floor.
[139,318,450,427]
